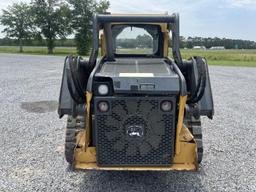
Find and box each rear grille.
[94,97,176,167]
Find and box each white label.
[119,73,154,77]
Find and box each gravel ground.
[0,53,255,192]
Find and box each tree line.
[116,34,153,49]
[0,0,109,54]
[2,34,254,51]
[116,35,256,50]
[179,36,256,49]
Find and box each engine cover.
[94,58,180,95]
[94,96,176,167]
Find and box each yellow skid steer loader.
[58,13,214,171]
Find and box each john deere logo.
[126,125,144,138]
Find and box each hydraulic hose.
[187,57,207,104]
[66,56,86,104]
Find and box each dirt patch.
[9,166,44,182]
[21,100,58,113]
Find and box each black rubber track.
[185,116,203,164]
[65,115,86,164]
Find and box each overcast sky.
[0,0,256,41]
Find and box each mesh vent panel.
[95,97,176,166]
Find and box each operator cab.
[93,19,181,96]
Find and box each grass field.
[0,46,77,55]
[181,49,256,67]
[0,46,256,67]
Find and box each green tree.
[68,0,110,55]
[136,34,153,48]
[31,0,72,54]
[0,3,34,53]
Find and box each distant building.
[193,46,206,50]
[210,46,225,50]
